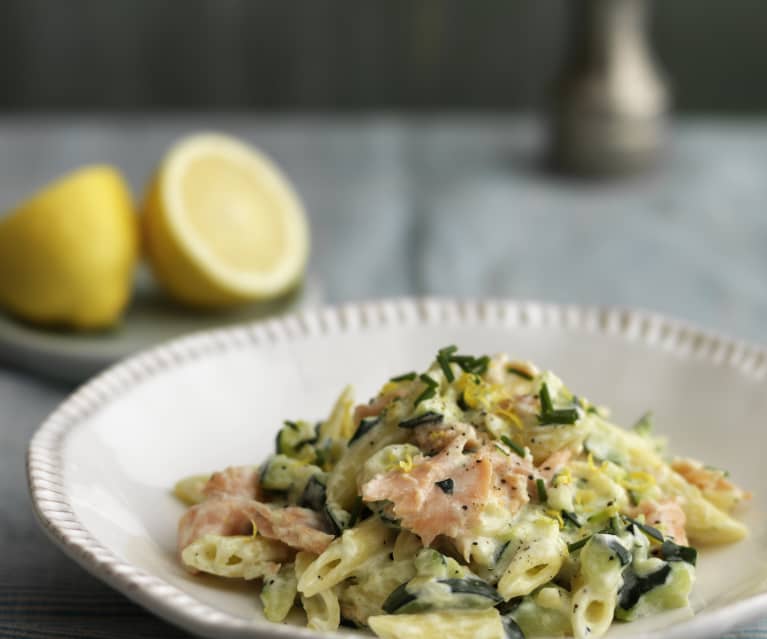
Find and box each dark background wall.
[0,0,765,112]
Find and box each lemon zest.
[620,471,656,493]
[456,373,487,409]
[399,454,414,473]
[380,381,400,395]
[546,509,565,528]
[385,450,402,471]
[575,489,596,506]
[495,408,523,430]
[553,468,572,487]
[587,504,619,527]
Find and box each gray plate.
[0,269,322,384]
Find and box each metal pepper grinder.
[550,0,670,175]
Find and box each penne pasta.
[174,347,751,639]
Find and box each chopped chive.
[414,387,436,406]
[456,392,469,411]
[448,353,490,375]
[536,478,548,503]
[414,373,438,406]
[537,383,580,425]
[538,408,580,426]
[495,444,509,456]
[500,435,526,458]
[284,420,299,431]
[435,478,454,494]
[399,411,443,428]
[506,366,533,381]
[471,355,490,375]
[704,464,730,478]
[568,536,591,553]
[633,411,654,436]
[437,345,458,383]
[539,383,554,413]
[561,510,582,528]
[390,371,417,382]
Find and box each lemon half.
[0,165,137,329]
[142,134,310,307]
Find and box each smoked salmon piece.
[178,498,333,555]
[203,466,261,500]
[362,428,540,546]
[353,386,411,426]
[248,501,334,555]
[671,457,751,512]
[634,498,688,545]
[362,433,492,546]
[178,497,256,554]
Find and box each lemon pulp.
[143,133,310,307]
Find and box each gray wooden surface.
[2,115,767,638]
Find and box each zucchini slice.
[382,576,503,614]
[324,500,352,535]
[501,616,526,639]
[592,533,632,566]
[616,560,694,621]
[618,563,672,611]
[655,539,697,566]
[260,454,324,504]
[276,420,317,459]
[349,416,380,445]
[300,474,327,512]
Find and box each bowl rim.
[26,297,767,639]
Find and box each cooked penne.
[497,516,567,599]
[174,347,751,638]
[295,551,340,631]
[369,609,507,639]
[298,516,395,596]
[260,563,298,622]
[181,534,292,579]
[173,474,211,506]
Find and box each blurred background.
[1,0,766,112]
[0,0,765,383]
[0,0,766,384]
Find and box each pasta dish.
[174,347,750,638]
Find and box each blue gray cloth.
[1,115,766,637]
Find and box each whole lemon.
[0,165,138,330]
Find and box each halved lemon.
[0,165,138,329]
[142,133,310,307]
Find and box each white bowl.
[27,298,767,639]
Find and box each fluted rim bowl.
[27,298,767,639]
